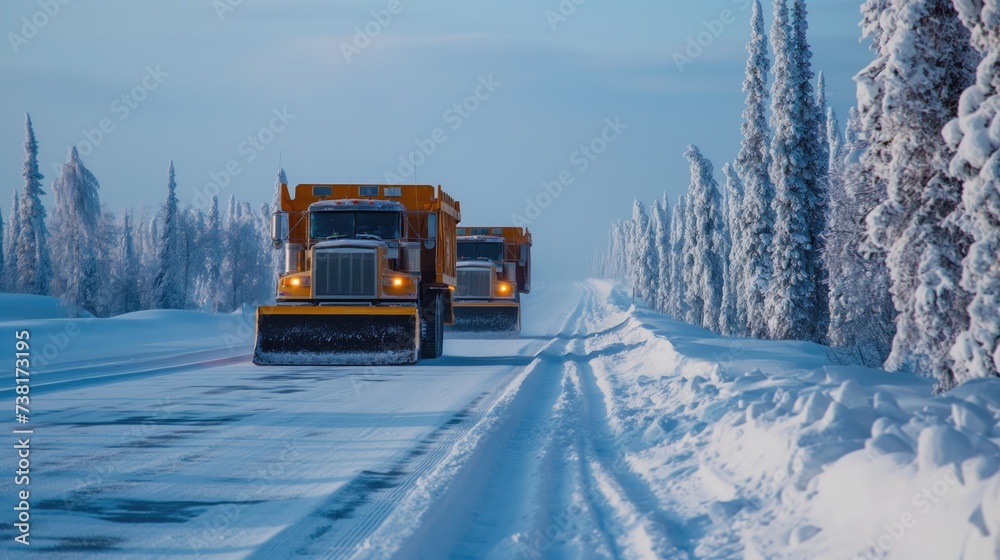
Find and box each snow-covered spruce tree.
[629,200,654,302]
[256,202,276,304]
[797,0,830,337]
[735,0,776,339]
[642,204,660,307]
[865,0,976,384]
[3,194,19,292]
[134,204,157,310]
[765,0,826,341]
[153,161,185,309]
[816,72,826,112]
[220,195,240,311]
[684,146,725,332]
[653,194,672,313]
[92,209,118,316]
[825,107,853,348]
[717,186,732,329]
[833,110,897,367]
[668,195,688,320]
[15,114,52,296]
[622,218,634,285]
[201,196,223,312]
[856,0,895,185]
[815,71,831,186]
[273,168,287,278]
[623,204,639,289]
[607,222,623,280]
[680,190,699,325]
[50,147,103,316]
[721,163,745,336]
[111,211,141,315]
[945,0,1000,384]
[612,221,627,281]
[617,220,629,282]
[646,199,663,309]
[813,71,832,336]
[177,207,207,308]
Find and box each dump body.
[448,226,531,335]
[254,183,461,365]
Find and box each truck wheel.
[420,292,444,359]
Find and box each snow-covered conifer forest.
[1,114,280,317]
[594,0,1000,391]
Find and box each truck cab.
[450,227,532,334]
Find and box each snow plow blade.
[253,306,419,366]
[447,302,520,335]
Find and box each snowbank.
[585,280,1000,559]
[0,293,76,322]
[0,299,256,381]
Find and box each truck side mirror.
[424,214,438,249]
[426,214,438,239]
[271,211,289,248]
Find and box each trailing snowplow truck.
[253,184,461,366]
[447,227,532,335]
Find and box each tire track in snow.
[388,282,691,559]
[535,284,689,559]
[348,283,594,559]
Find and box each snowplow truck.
[448,227,532,334]
[253,184,461,366]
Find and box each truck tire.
[420,292,444,359]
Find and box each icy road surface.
[2,282,999,559]
[2,282,665,559]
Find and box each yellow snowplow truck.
[447,227,532,335]
[253,183,461,365]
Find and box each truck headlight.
[281,274,311,288]
[495,281,514,297]
[383,275,412,288]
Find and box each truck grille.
[314,250,377,298]
[457,268,492,299]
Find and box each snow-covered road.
[2,281,999,559]
[2,282,642,559]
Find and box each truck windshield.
[310,211,400,240]
[458,241,503,262]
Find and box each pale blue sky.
[1,0,871,279]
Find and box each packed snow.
[2,281,998,559]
